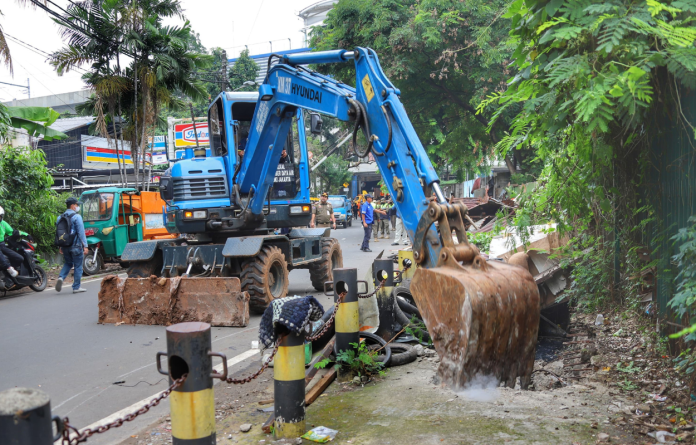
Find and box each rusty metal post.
[333,268,359,356]
[273,332,306,439]
[156,322,226,445]
[0,388,63,445]
[373,258,399,342]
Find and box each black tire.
[83,249,103,276]
[360,332,392,367]
[397,297,422,319]
[241,245,289,314]
[126,252,163,278]
[348,219,352,227]
[29,265,47,292]
[342,221,347,229]
[308,238,343,292]
[387,343,418,367]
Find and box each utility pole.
[26,78,30,98]
[221,50,228,92]
[189,102,200,150]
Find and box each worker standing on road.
[310,192,337,230]
[392,206,409,246]
[361,194,386,252]
[378,199,391,239]
[56,197,88,294]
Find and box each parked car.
[329,195,352,228]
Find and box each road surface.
[0,223,402,444]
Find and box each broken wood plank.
[305,337,336,385]
[305,367,337,406]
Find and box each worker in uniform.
[310,192,336,230]
[378,199,391,239]
[372,198,380,241]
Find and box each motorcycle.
[0,231,47,293]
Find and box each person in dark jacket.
[56,197,89,293]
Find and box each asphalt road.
[0,222,402,444]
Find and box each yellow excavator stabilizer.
[98,275,250,327]
[410,254,540,389]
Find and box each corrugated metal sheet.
[648,91,696,314]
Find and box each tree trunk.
[504,156,516,176]
[108,101,124,186]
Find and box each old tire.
[126,253,163,278]
[83,249,102,276]
[308,238,343,292]
[241,245,289,314]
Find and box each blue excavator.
[98,48,540,388]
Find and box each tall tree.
[51,0,211,189]
[229,48,259,91]
[310,0,530,179]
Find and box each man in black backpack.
[55,197,88,293]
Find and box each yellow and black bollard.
[373,258,399,341]
[157,322,225,445]
[273,332,306,439]
[333,267,359,355]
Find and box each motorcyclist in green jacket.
[0,206,22,277]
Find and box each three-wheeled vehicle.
[79,187,177,275]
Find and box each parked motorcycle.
[0,231,47,293]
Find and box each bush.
[0,146,69,252]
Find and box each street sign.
[148,135,168,165]
[343,183,349,187]
[174,123,209,147]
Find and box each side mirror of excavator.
[310,113,323,135]
[159,176,174,201]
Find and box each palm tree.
[51,0,211,188]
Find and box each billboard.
[174,123,209,147]
[83,135,133,165]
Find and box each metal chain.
[222,336,285,384]
[306,291,347,342]
[61,374,187,445]
[359,279,386,299]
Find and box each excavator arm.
[240,48,540,388]
[239,48,443,268]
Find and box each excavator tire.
[241,245,289,314]
[308,238,343,291]
[126,253,163,278]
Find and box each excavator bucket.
[98,275,250,327]
[410,257,539,389]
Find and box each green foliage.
[668,217,696,341]
[404,315,432,346]
[617,378,639,391]
[0,147,69,252]
[310,0,537,179]
[560,235,614,310]
[335,341,386,380]
[6,106,68,140]
[615,361,641,373]
[229,49,259,92]
[468,231,494,255]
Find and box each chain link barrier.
[220,335,285,384]
[60,374,187,445]
[57,269,407,443]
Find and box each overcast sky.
[0,0,319,103]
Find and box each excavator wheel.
[309,238,343,291]
[241,245,289,313]
[126,253,163,278]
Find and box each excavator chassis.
[409,201,540,389]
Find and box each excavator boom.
[234,48,540,388]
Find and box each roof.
[48,116,95,133]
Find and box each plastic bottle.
[595,314,604,326]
